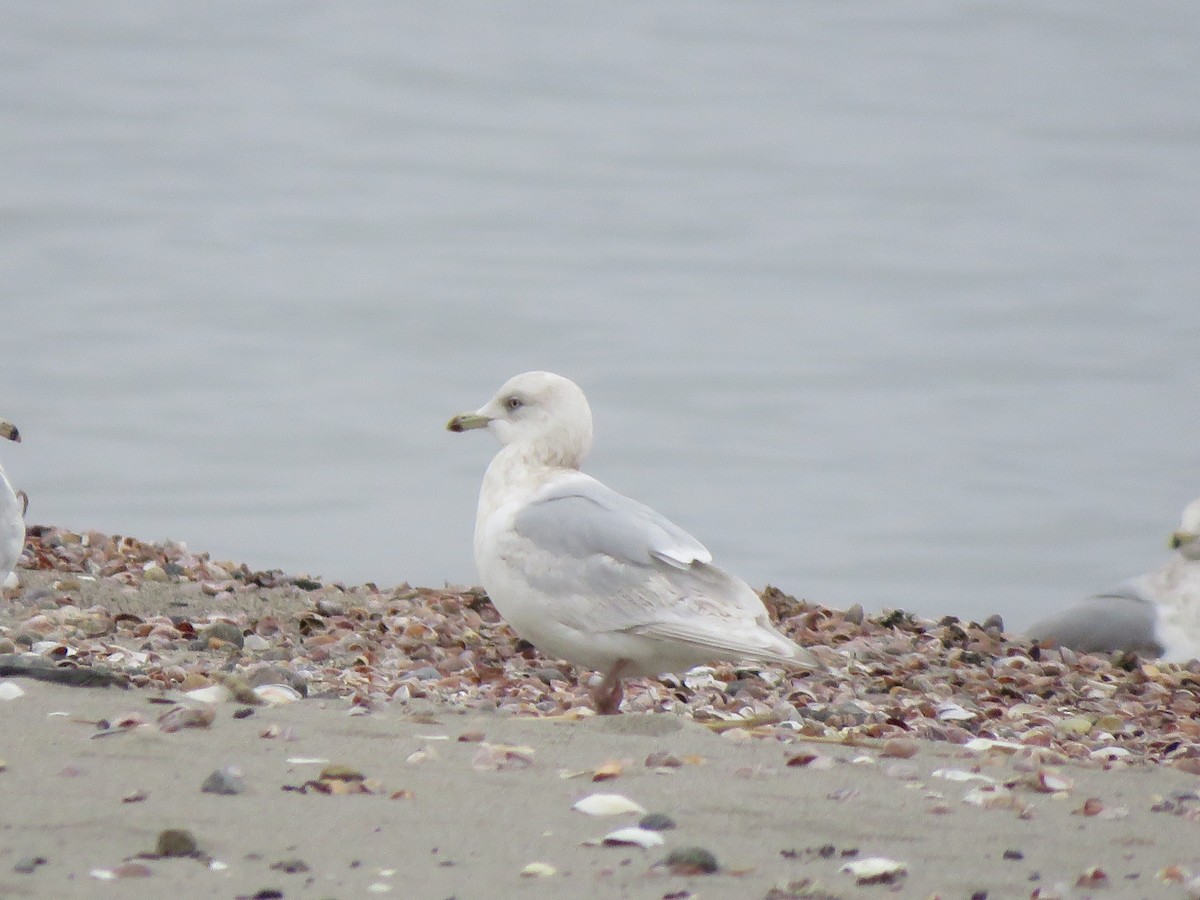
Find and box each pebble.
[13,856,46,874]
[269,857,310,873]
[639,813,677,831]
[246,664,308,696]
[155,829,199,857]
[201,767,246,795]
[661,847,719,875]
[200,621,244,649]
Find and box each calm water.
[1,2,1198,628]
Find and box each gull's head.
[447,371,593,469]
[1169,496,1200,560]
[0,420,19,444]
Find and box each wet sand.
[2,528,1200,898]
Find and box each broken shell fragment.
[572,793,647,816]
[841,857,908,885]
[519,862,556,878]
[158,705,216,733]
[471,743,535,772]
[1029,769,1073,794]
[591,759,625,781]
[599,827,665,849]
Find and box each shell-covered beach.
[2,526,1200,898]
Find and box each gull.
[1,418,26,587]
[1027,497,1200,663]
[447,371,820,713]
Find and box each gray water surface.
[2,2,1198,628]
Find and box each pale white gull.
[1027,497,1200,663]
[447,371,820,713]
[1,418,26,587]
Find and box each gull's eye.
[505,396,523,411]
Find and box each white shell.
[572,793,647,816]
[252,683,301,705]
[0,681,25,701]
[520,862,557,877]
[841,857,907,879]
[935,701,976,721]
[963,785,1016,808]
[931,768,995,783]
[962,738,1023,754]
[184,685,233,704]
[600,827,664,849]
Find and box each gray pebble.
[533,668,566,685]
[410,666,441,681]
[639,813,677,831]
[155,829,199,857]
[247,664,308,696]
[13,856,46,874]
[201,767,246,795]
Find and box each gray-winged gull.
[1027,497,1200,662]
[1,418,25,587]
[447,371,820,713]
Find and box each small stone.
[314,597,343,615]
[142,565,169,583]
[200,621,244,649]
[843,603,864,625]
[639,813,677,831]
[201,767,246,795]
[661,847,719,875]
[881,737,919,759]
[155,829,199,857]
[645,751,683,768]
[269,858,310,873]
[246,665,308,696]
[409,666,441,681]
[13,856,46,874]
[1003,849,1024,861]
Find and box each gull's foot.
[591,659,632,715]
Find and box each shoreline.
[2,525,1200,898]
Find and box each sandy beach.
[2,527,1200,899]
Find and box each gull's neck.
[476,441,582,523]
